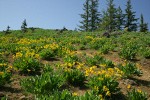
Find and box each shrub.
[63,69,86,86]
[119,43,138,60]
[39,49,56,60]
[13,51,41,75]
[127,89,147,100]
[99,45,110,54]
[0,63,12,87]
[118,62,142,77]
[20,71,65,97]
[86,55,104,66]
[64,55,79,64]
[87,74,120,98]
[141,47,150,59]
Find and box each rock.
[124,79,137,85]
[102,32,110,38]
[19,95,26,100]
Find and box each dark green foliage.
[86,55,104,66]
[116,6,124,30]
[79,0,100,32]
[64,69,86,86]
[89,0,101,31]
[118,63,142,77]
[140,14,149,32]
[119,42,138,60]
[79,0,90,32]
[127,89,147,100]
[20,71,65,96]
[3,26,11,34]
[39,49,56,60]
[100,0,117,32]
[13,57,41,75]
[21,19,27,33]
[124,0,138,31]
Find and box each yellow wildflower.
[0,72,4,75]
[106,91,111,96]
[103,86,109,91]
[137,89,142,94]
[67,63,72,67]
[94,86,99,91]
[99,94,103,99]
[72,92,78,96]
[100,64,106,67]
[8,65,13,69]
[105,74,111,78]
[98,77,104,81]
[127,84,131,89]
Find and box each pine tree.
[140,14,148,32]
[4,25,11,34]
[89,0,100,32]
[100,11,109,31]
[124,0,138,31]
[116,6,124,31]
[100,0,117,32]
[6,26,10,32]
[79,0,100,32]
[21,19,27,33]
[79,0,90,31]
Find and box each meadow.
[0,29,150,100]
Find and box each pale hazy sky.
[0,0,150,31]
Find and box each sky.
[0,0,150,31]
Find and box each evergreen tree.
[21,19,27,33]
[89,0,100,31]
[116,6,124,30]
[4,25,11,34]
[140,14,148,32]
[79,0,100,32]
[6,26,10,32]
[79,0,90,31]
[100,11,109,31]
[124,0,138,31]
[100,0,117,32]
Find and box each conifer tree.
[6,26,10,32]
[140,14,148,32]
[21,19,27,33]
[100,0,117,32]
[89,0,100,31]
[79,0,90,31]
[79,0,100,32]
[124,0,138,31]
[116,6,124,30]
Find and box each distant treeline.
[79,0,148,32]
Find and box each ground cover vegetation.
[0,29,149,99]
[0,0,149,100]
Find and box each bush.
[39,49,56,60]
[64,55,79,64]
[87,74,120,98]
[13,57,41,75]
[64,69,86,86]
[127,89,147,100]
[141,47,150,59]
[0,63,12,87]
[119,43,138,60]
[20,71,65,96]
[118,62,142,77]
[86,55,104,66]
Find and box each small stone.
[124,79,137,85]
[19,95,26,100]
